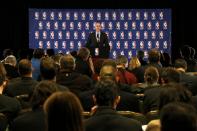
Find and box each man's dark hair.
[161,67,181,83]
[148,49,160,63]
[33,49,44,59]
[46,49,55,57]
[60,54,75,71]
[102,59,117,69]
[31,80,59,110]
[174,59,187,70]
[144,66,159,84]
[3,49,13,58]
[40,57,56,80]
[190,47,196,58]
[137,50,144,59]
[94,80,119,106]
[180,45,191,59]
[160,102,197,131]
[99,65,117,81]
[18,59,32,76]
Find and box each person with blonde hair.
[128,56,141,71]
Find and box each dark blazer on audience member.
[56,71,93,96]
[0,94,21,121]
[143,86,161,114]
[79,88,140,112]
[4,77,38,97]
[10,107,45,131]
[85,106,142,131]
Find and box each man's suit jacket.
[85,106,142,131]
[86,32,110,58]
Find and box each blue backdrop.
[29,9,171,59]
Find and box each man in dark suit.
[86,22,110,58]
[85,80,142,131]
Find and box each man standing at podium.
[86,22,110,58]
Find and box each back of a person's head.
[116,55,128,66]
[161,67,180,84]
[137,50,144,59]
[128,56,141,70]
[31,80,59,110]
[102,59,117,69]
[40,57,56,80]
[99,65,117,81]
[33,49,44,59]
[18,59,32,76]
[174,59,187,70]
[46,49,55,57]
[94,80,119,107]
[144,66,159,84]
[180,45,191,59]
[190,47,196,58]
[148,49,160,63]
[44,91,84,131]
[77,47,90,60]
[159,83,192,110]
[160,102,197,131]
[5,55,17,67]
[60,54,75,71]
[3,49,13,58]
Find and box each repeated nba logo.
[163,41,168,49]
[128,31,132,39]
[70,41,74,49]
[58,31,62,39]
[151,31,156,39]
[50,12,55,20]
[128,51,132,59]
[120,12,124,20]
[113,31,117,40]
[136,12,140,20]
[108,22,113,30]
[70,22,74,30]
[66,12,70,20]
[85,22,89,30]
[74,12,78,20]
[116,41,121,49]
[112,12,116,20]
[89,12,93,20]
[140,41,144,49]
[74,32,78,39]
[78,22,82,30]
[159,12,164,20]
[124,22,128,30]
[38,21,43,30]
[62,22,66,30]
[151,12,156,20]
[47,41,51,49]
[148,41,152,49]
[101,22,105,30]
[147,21,152,30]
[132,22,136,30]
[81,32,86,39]
[66,31,70,39]
[81,12,86,20]
[128,12,132,20]
[124,41,128,49]
[112,51,117,59]
[50,31,54,39]
[159,31,164,39]
[105,12,109,20]
[54,22,58,30]
[144,51,148,58]
[120,51,124,55]
[132,41,136,49]
[62,41,66,49]
[144,31,148,39]
[77,41,82,49]
[144,12,148,20]
[140,22,144,30]
[35,12,39,20]
[43,31,47,39]
[35,31,39,39]
[155,21,160,30]
[115,22,120,29]
[163,21,168,30]
[54,41,58,49]
[58,12,62,20]
[42,12,47,20]
[106,31,109,37]
[155,41,160,49]
[38,41,43,48]
[120,32,124,39]
[97,12,101,20]
[136,31,140,39]
[46,22,50,30]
